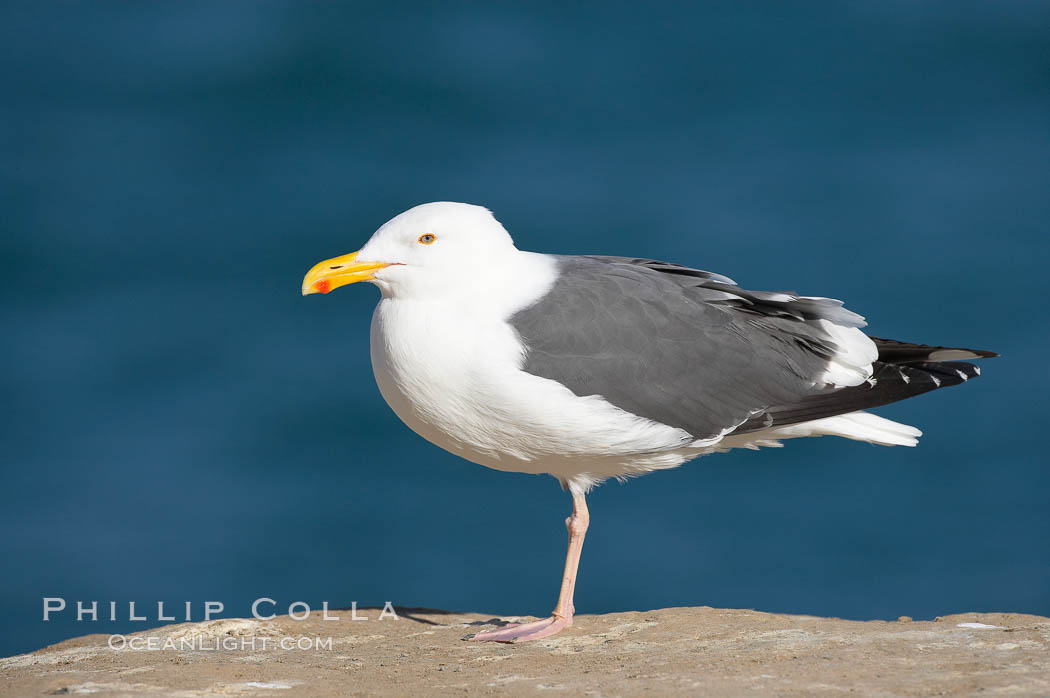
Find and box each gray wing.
[509,255,862,440]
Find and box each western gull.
[301,202,996,643]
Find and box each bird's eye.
[418,234,436,245]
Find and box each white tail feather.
[764,411,921,447]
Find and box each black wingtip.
[869,337,999,364]
[734,359,987,435]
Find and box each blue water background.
[2,2,1048,658]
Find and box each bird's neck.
[377,250,558,321]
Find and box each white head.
[302,202,521,300]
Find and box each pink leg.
[470,490,589,643]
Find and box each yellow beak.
[301,251,390,295]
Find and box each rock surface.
[2,607,1048,696]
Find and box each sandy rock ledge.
[1,607,1048,696]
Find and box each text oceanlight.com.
[108,635,334,651]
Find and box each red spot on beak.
[315,279,331,294]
